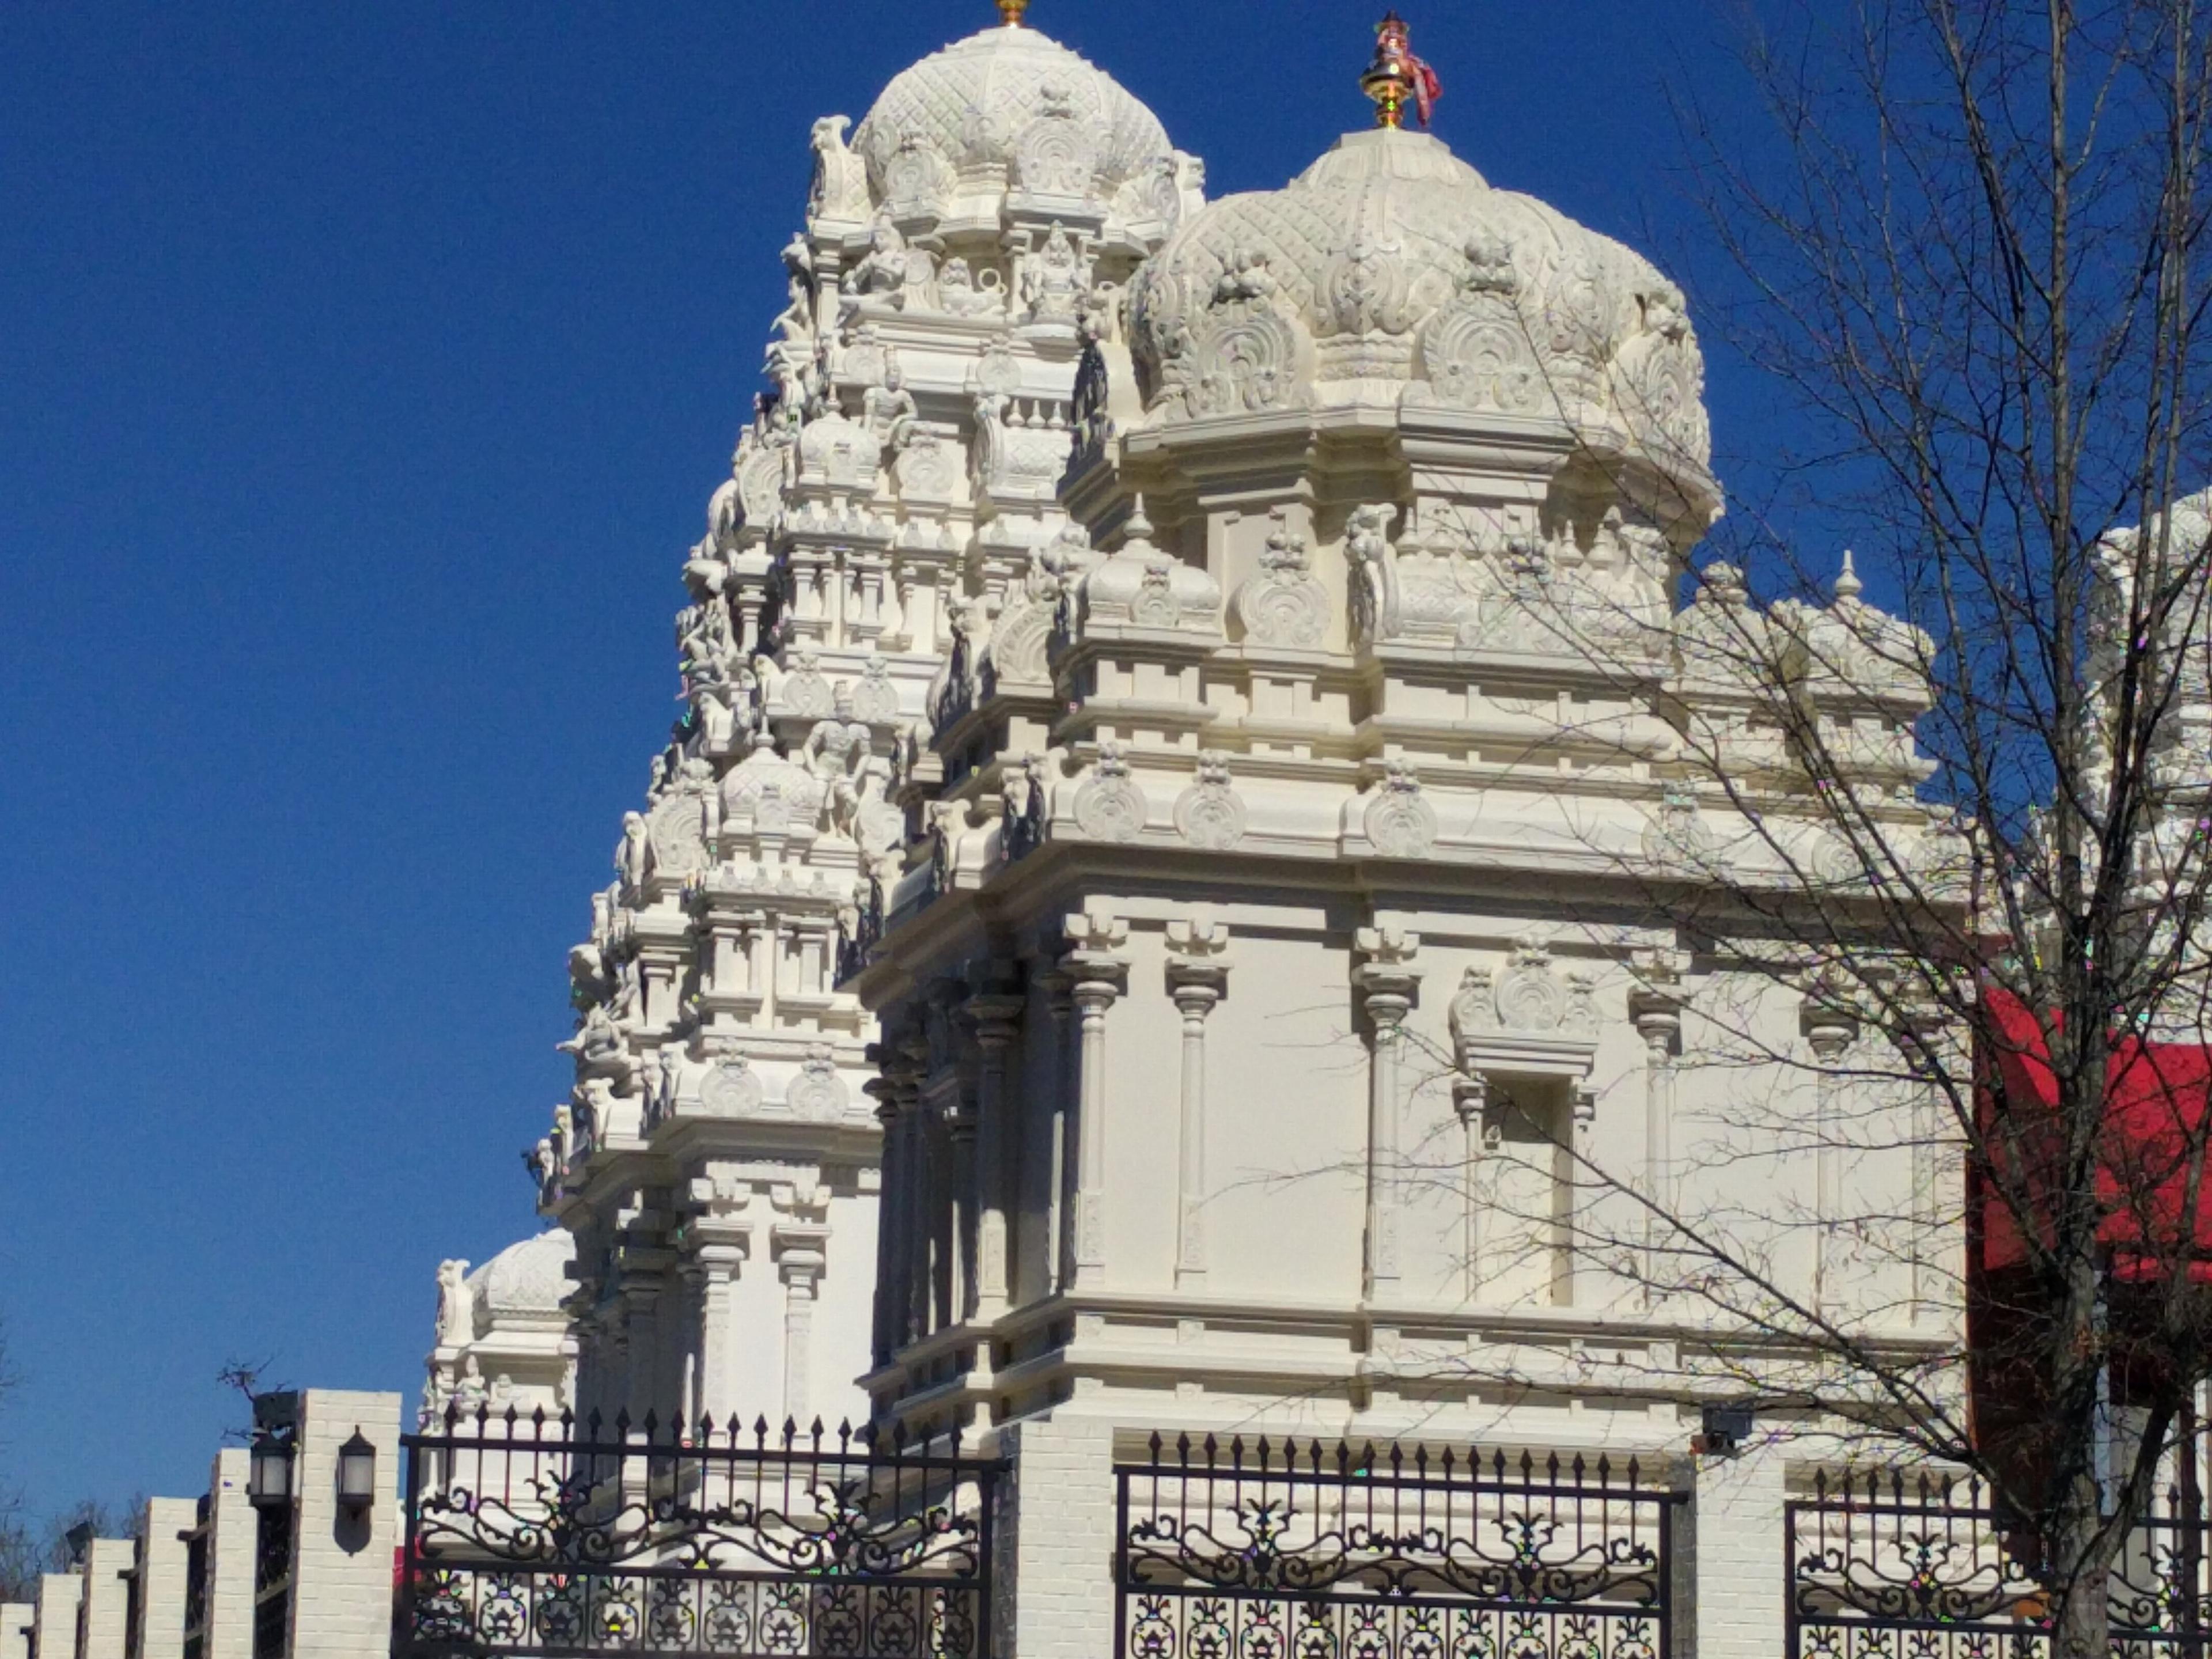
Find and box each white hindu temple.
[429,0,1952,1459]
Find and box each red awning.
[1977,988,2212,1282]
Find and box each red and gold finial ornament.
[1361,10,1442,129]
[997,0,1028,24]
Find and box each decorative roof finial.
[1835,549,1863,601]
[1361,11,1442,130]
[998,0,1028,25]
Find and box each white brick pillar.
[994,1416,1117,1659]
[1688,1442,1787,1659]
[203,1448,255,1659]
[134,1498,197,1659]
[1,1603,32,1659]
[286,1391,403,1659]
[33,1574,80,1659]
[79,1540,134,1659]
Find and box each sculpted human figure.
[617,811,650,889]
[1021,222,1086,323]
[1346,503,1402,643]
[861,350,919,452]
[844,215,911,299]
[937,256,1003,318]
[436,1259,471,1346]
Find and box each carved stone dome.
[851,25,1179,219]
[1127,127,1717,507]
[467,1230,574,1323]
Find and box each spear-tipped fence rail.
[1116,1434,1680,1659]
[399,1406,1002,1659]
[1786,1467,2212,1658]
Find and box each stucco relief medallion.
[779,651,836,718]
[646,795,709,878]
[1073,741,1146,842]
[849,657,902,723]
[1641,784,1719,869]
[785,1046,851,1122]
[1809,831,1864,888]
[700,1056,764,1117]
[1232,514,1329,648]
[1363,760,1437,858]
[1173,752,1247,851]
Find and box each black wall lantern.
[1698,1402,1756,1456]
[247,1391,299,1510]
[335,1430,376,1514]
[247,1434,294,1509]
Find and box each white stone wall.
[203,1446,255,1659]
[77,1540,132,1659]
[134,1498,197,1659]
[286,1392,401,1659]
[0,1604,31,1659]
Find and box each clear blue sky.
[0,0,1780,1517]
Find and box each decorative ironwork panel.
[1786,1468,2212,1658]
[399,1406,999,1659]
[1116,1434,1677,1659]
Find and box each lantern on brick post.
[247,1391,298,1510]
[335,1430,376,1514]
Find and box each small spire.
[1835,548,1863,601]
[997,0,1028,25]
[1361,11,1442,130]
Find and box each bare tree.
[1327,3,2212,1654]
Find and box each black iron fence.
[1116,1434,1679,1659]
[399,1408,1002,1659]
[1787,1468,2212,1657]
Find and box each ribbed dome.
[851,25,1176,215]
[467,1231,573,1320]
[1128,127,1715,501]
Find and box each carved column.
[901,1032,935,1342]
[1354,927,1422,1302]
[775,1226,828,1417]
[863,1050,904,1368]
[1802,989,1858,1315]
[1450,1073,1492,1303]
[965,988,1027,1324]
[943,1093,978,1324]
[1165,918,1230,1290]
[1037,964,1078,1296]
[1063,910,1130,1289]
[690,1234,747,1423]
[1631,953,1685,1310]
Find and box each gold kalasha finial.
[1361,10,1441,129]
[998,0,1028,24]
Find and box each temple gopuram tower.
[426,5,1204,1431]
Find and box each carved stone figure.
[1346,503,1402,645]
[808,115,872,224]
[861,350,919,452]
[436,1259,471,1346]
[936,256,1006,319]
[1020,222,1088,324]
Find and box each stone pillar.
[1038,965,1078,1295]
[1631,962,1684,1309]
[1,1603,32,1659]
[966,990,1025,1323]
[1061,910,1130,1290]
[134,1498,197,1659]
[33,1575,78,1659]
[79,1540,133,1659]
[900,1034,934,1344]
[944,1094,979,1325]
[993,1416,1118,1659]
[1803,1001,1857,1314]
[1451,1072,1492,1302]
[774,1225,828,1416]
[287,1391,403,1659]
[1165,918,1230,1290]
[690,1235,748,1425]
[1688,1442,1787,1659]
[202,1448,254,1659]
[1354,927,1422,1301]
[865,1048,906,1366]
